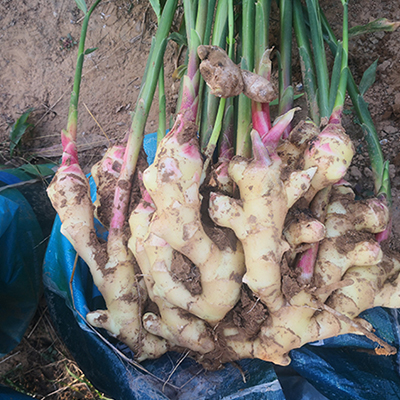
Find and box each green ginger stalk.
[48,0,178,361]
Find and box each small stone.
[383,125,398,135]
[364,167,373,178]
[393,176,400,189]
[389,164,396,180]
[350,166,362,180]
[393,93,400,116]
[382,110,393,120]
[378,60,391,72]
[375,31,385,40]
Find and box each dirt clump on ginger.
[231,287,269,336]
[94,170,118,226]
[170,250,202,296]
[281,257,305,299]
[194,287,269,371]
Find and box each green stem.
[227,0,234,59]
[67,0,102,139]
[195,0,209,42]
[293,0,319,124]
[130,0,177,136]
[204,98,226,159]
[196,0,216,128]
[254,0,271,71]
[157,65,167,144]
[204,0,217,44]
[120,0,177,191]
[179,0,206,119]
[278,0,293,112]
[236,0,255,158]
[183,0,196,40]
[327,41,343,115]
[251,0,272,139]
[204,0,234,157]
[155,8,167,145]
[305,0,330,119]
[199,0,229,149]
[332,0,348,113]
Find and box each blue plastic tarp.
[0,166,55,358]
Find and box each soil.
[0,0,181,172]
[0,0,399,398]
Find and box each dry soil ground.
[0,0,399,398]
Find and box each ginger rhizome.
[48,0,400,373]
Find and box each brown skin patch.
[232,286,269,337]
[95,169,118,227]
[241,69,276,103]
[128,148,149,217]
[119,292,136,304]
[285,206,316,227]
[61,174,92,206]
[94,145,147,227]
[279,165,293,183]
[229,271,243,284]
[160,163,176,183]
[88,229,108,272]
[96,313,109,323]
[118,179,130,190]
[112,160,122,173]
[198,45,276,103]
[177,120,199,146]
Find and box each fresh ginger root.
[128,197,215,354]
[208,177,395,366]
[209,130,317,312]
[140,115,245,325]
[52,110,399,369]
[48,130,168,361]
